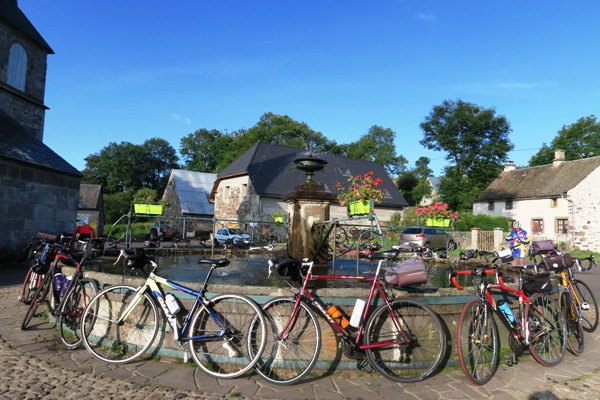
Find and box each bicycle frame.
[278,259,412,350]
[556,268,585,320]
[116,265,229,344]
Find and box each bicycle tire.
[58,277,99,350]
[364,299,445,383]
[188,293,267,379]
[526,293,567,367]
[20,268,42,304]
[253,296,321,385]
[21,273,52,330]
[572,279,599,332]
[456,299,499,385]
[82,285,159,364]
[558,290,584,355]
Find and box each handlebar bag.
[385,258,429,288]
[540,253,574,272]
[532,240,556,255]
[523,272,553,295]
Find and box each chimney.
[553,149,566,167]
[504,161,516,172]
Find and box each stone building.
[0,1,81,261]
[473,149,600,252]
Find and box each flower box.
[348,199,374,216]
[273,216,284,223]
[134,204,163,215]
[426,218,450,227]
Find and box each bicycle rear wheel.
[19,268,42,304]
[82,285,159,363]
[457,299,499,385]
[21,273,52,330]
[188,293,267,378]
[364,299,445,383]
[526,293,567,367]
[58,277,99,350]
[558,290,584,355]
[253,297,321,385]
[572,279,598,332]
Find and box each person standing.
[506,221,530,266]
[73,223,96,241]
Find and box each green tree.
[346,125,408,176]
[180,128,233,172]
[103,191,133,226]
[529,115,600,166]
[396,171,419,205]
[420,99,513,210]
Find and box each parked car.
[213,228,251,245]
[149,221,174,240]
[398,226,456,250]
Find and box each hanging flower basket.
[273,216,284,223]
[347,199,374,217]
[133,203,164,215]
[426,218,451,227]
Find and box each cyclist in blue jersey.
[506,221,530,266]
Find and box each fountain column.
[284,156,337,270]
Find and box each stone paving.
[2,272,600,399]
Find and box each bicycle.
[448,263,567,385]
[21,241,99,350]
[19,237,53,304]
[80,248,267,379]
[254,249,445,385]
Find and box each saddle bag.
[540,253,574,272]
[385,258,429,288]
[523,272,553,295]
[531,240,556,255]
[270,257,303,282]
[498,249,514,263]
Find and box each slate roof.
[0,109,82,176]
[215,142,408,207]
[474,156,600,202]
[171,169,216,215]
[79,184,102,209]
[0,0,54,53]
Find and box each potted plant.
[414,202,459,227]
[271,211,286,223]
[334,172,387,216]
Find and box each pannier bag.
[540,253,574,272]
[498,249,514,263]
[523,272,553,295]
[531,240,556,255]
[385,258,429,288]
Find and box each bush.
[454,213,510,232]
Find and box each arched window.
[7,43,27,91]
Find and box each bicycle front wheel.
[457,299,499,385]
[82,285,159,363]
[526,293,567,367]
[21,273,52,330]
[572,279,599,332]
[188,293,267,378]
[58,277,99,350]
[364,299,445,383]
[558,290,584,355]
[254,297,321,385]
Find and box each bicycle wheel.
[81,285,159,363]
[572,279,599,332]
[558,290,584,355]
[365,299,445,383]
[526,293,567,367]
[58,277,99,350]
[188,293,267,379]
[19,268,42,304]
[253,297,321,385]
[21,273,52,330]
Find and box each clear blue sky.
[19,0,600,175]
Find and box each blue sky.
[19,0,600,175]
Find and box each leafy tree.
[414,156,432,179]
[396,171,419,205]
[529,115,600,166]
[103,191,133,226]
[420,99,513,210]
[133,188,160,203]
[346,125,408,177]
[180,128,233,172]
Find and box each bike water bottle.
[498,300,516,323]
[165,294,181,314]
[350,299,366,328]
[326,304,350,328]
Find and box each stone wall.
[570,167,600,252]
[0,159,80,261]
